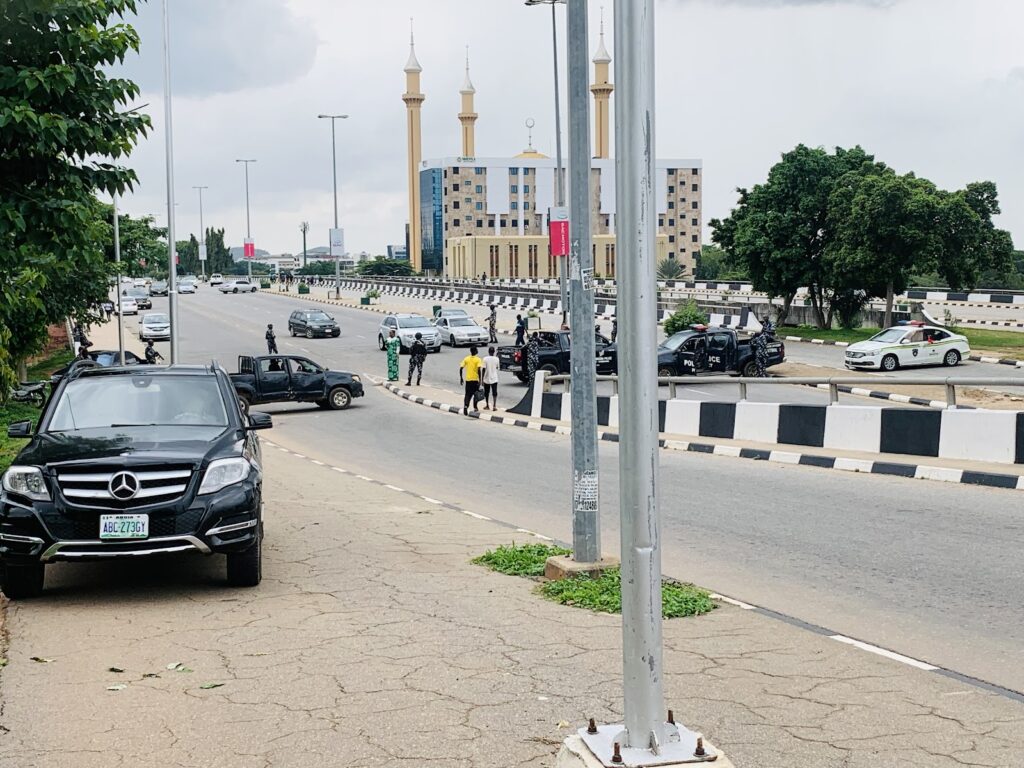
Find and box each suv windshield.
[868,329,906,343]
[398,316,430,328]
[48,375,229,431]
[306,312,332,322]
[660,332,694,352]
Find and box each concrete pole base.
[544,555,620,581]
[555,735,735,767]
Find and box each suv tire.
[226,532,261,587]
[3,563,45,599]
[237,393,251,415]
[305,328,314,339]
[328,386,352,410]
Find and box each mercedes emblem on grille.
[108,471,140,500]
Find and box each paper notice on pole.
[581,267,594,292]
[198,244,208,261]
[329,228,345,259]
[573,470,599,514]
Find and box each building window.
[465,215,473,223]
[451,185,459,192]
[523,168,531,176]
[476,185,483,193]
[465,197,472,204]
[668,218,675,226]
[501,218,508,227]
[509,244,520,277]
[528,244,539,278]
[668,185,675,193]
[510,185,518,193]
[475,202,483,210]
[691,218,698,226]
[691,168,699,175]
[511,202,518,210]
[668,169,676,176]
[668,251,675,259]
[669,235,675,243]
[658,218,664,227]
[524,202,530,210]
[510,167,519,176]
[524,185,530,193]
[605,243,616,278]
[668,201,674,209]
[453,167,460,174]
[475,167,484,174]
[548,244,557,276]
[490,245,500,276]
[692,201,699,209]
[692,183,699,192]
[691,234,699,242]
[476,219,483,228]
[453,201,460,209]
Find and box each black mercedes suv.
[0,362,271,598]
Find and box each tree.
[695,244,748,281]
[711,145,879,327]
[663,300,707,336]
[357,257,416,277]
[656,258,686,281]
[297,260,339,276]
[94,204,165,276]
[0,0,149,390]
[202,228,235,276]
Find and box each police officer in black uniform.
[265,324,279,354]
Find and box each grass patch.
[780,324,1024,359]
[28,348,73,380]
[539,569,716,619]
[472,542,570,577]
[0,401,41,475]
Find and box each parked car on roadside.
[116,296,139,315]
[209,273,224,285]
[377,314,441,354]
[288,309,340,338]
[434,316,488,347]
[0,363,270,598]
[50,350,144,384]
[844,322,968,371]
[218,279,257,294]
[139,312,171,341]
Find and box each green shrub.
[539,569,715,619]
[297,283,310,294]
[663,299,707,336]
[472,543,570,577]
[259,280,271,289]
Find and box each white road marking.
[355,475,373,481]
[462,510,491,520]
[331,467,349,474]
[310,460,325,466]
[829,635,938,671]
[709,593,756,610]
[420,496,443,504]
[682,387,713,396]
[292,453,306,459]
[384,484,404,492]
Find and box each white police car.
[844,322,970,371]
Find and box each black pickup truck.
[596,326,785,377]
[231,355,364,411]
[498,330,612,382]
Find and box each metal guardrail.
[544,374,1024,407]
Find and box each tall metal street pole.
[300,222,309,268]
[113,194,125,365]
[318,114,349,299]
[600,0,713,761]
[193,185,208,280]
[567,0,600,564]
[525,0,569,322]
[161,0,179,364]
[236,159,256,279]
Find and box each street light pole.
[236,159,256,280]
[318,114,349,299]
[300,221,309,269]
[525,0,569,323]
[566,0,601,564]
[161,0,179,364]
[113,194,125,365]
[193,186,208,280]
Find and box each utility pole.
[525,0,569,323]
[193,185,208,280]
[318,114,349,299]
[567,0,600,564]
[300,221,310,268]
[161,0,179,364]
[236,159,256,280]
[113,194,125,365]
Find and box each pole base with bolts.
[555,729,734,767]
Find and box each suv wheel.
[378,335,386,351]
[290,326,297,337]
[328,386,352,410]
[3,563,45,599]
[237,393,251,415]
[226,532,261,587]
[305,328,314,339]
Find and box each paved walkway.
[2,445,1023,766]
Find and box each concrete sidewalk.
[2,444,1022,767]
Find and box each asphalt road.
[144,286,1024,694]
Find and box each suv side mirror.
[246,411,273,431]
[7,421,32,438]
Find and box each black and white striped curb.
[382,383,1023,492]
[959,319,1024,330]
[261,439,1024,703]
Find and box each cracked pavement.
[1,447,1022,767]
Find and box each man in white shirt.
[481,346,501,411]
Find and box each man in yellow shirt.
[459,346,484,415]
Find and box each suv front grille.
[55,465,193,510]
[39,507,206,541]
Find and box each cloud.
[112,0,319,97]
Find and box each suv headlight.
[198,458,252,496]
[2,466,50,501]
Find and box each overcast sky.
[112,0,1024,256]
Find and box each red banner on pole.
[243,238,255,259]
[548,207,570,257]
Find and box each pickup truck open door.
[706,331,737,373]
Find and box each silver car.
[218,279,257,294]
[139,312,171,341]
[434,316,488,347]
[378,314,441,353]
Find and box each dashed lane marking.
[384,484,404,492]
[310,460,325,466]
[710,594,756,610]
[462,510,491,520]
[421,496,443,504]
[829,635,939,671]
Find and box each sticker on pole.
[573,470,599,514]
[243,238,255,259]
[548,207,569,257]
[580,267,594,292]
[198,244,208,262]
[329,228,345,259]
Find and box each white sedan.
[218,279,257,294]
[434,316,489,347]
[115,296,139,315]
[844,324,970,371]
[139,312,171,341]
[178,280,197,294]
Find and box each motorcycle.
[9,380,48,408]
